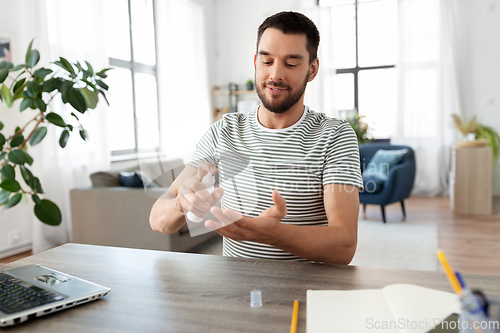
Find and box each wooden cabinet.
[449,146,492,215]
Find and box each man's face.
[254,28,318,114]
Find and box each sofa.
[70,158,219,252]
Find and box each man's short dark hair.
[256,11,320,64]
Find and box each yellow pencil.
[290,300,299,333]
[437,250,463,296]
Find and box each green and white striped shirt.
[189,106,363,260]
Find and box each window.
[320,0,398,138]
[103,0,160,156]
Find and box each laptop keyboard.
[0,273,64,314]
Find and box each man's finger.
[271,190,287,217]
[197,160,217,181]
[211,206,237,227]
[178,195,207,218]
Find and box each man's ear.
[308,58,319,82]
[254,53,257,69]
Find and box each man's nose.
[269,63,285,82]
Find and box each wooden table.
[2,243,500,332]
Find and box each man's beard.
[255,71,309,114]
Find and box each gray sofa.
[70,159,218,252]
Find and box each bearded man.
[150,11,363,264]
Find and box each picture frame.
[0,36,11,62]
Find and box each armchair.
[359,144,416,222]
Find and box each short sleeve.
[323,121,364,190]
[188,120,222,169]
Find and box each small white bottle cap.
[250,289,262,308]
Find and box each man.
[150,11,363,264]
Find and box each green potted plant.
[347,114,374,145]
[452,114,500,164]
[0,39,111,226]
[245,79,254,91]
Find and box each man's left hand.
[204,189,287,244]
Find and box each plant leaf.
[95,79,109,91]
[11,64,25,72]
[0,84,13,107]
[96,68,112,78]
[10,134,24,147]
[23,151,33,166]
[1,164,15,181]
[27,50,40,68]
[20,97,32,111]
[0,68,8,84]
[81,87,98,109]
[8,150,26,165]
[32,194,40,204]
[98,90,110,106]
[42,77,57,92]
[34,199,62,226]
[25,39,34,63]
[28,176,40,192]
[0,61,13,70]
[59,130,70,148]
[4,193,22,210]
[26,80,38,98]
[29,126,48,146]
[0,190,10,205]
[66,88,87,113]
[85,61,94,76]
[0,121,3,130]
[20,165,34,186]
[13,78,26,94]
[79,129,89,141]
[58,57,75,74]
[45,112,67,127]
[55,78,73,94]
[0,179,21,192]
[34,98,47,112]
[0,133,5,146]
[33,68,53,78]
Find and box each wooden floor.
[361,196,500,276]
[1,196,500,276]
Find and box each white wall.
[455,0,500,195]
[212,0,305,87]
[0,0,47,257]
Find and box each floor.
[2,196,500,276]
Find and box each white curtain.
[302,5,338,118]
[31,0,110,252]
[155,0,211,162]
[393,0,460,196]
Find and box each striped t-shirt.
[189,106,363,260]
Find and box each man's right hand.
[175,160,224,220]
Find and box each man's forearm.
[149,196,186,234]
[269,224,357,264]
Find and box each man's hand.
[204,189,287,243]
[176,160,224,220]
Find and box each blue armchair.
[359,144,416,223]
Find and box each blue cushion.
[119,172,144,188]
[362,176,385,194]
[362,149,408,180]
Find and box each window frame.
[319,0,397,112]
[108,0,161,158]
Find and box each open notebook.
[307,284,461,333]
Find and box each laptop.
[0,264,110,327]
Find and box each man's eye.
[262,61,272,65]
[286,64,298,68]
